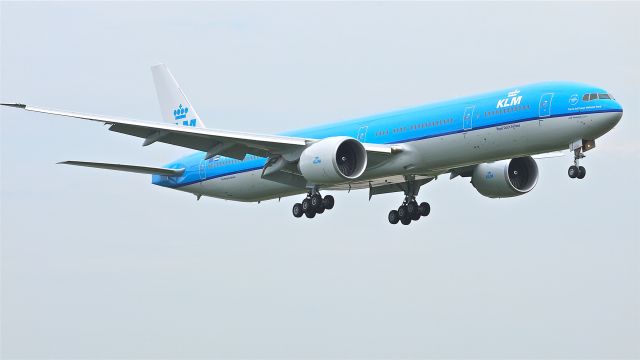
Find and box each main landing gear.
[386,175,431,226]
[388,196,430,225]
[568,148,586,180]
[292,191,335,219]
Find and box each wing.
[1,103,396,164]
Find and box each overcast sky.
[1,2,639,358]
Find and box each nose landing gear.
[568,165,586,179]
[292,190,334,219]
[568,147,587,180]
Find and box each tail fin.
[151,63,206,128]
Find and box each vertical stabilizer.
[151,63,206,128]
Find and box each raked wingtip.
[1,103,27,109]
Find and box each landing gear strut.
[292,189,334,219]
[568,148,587,180]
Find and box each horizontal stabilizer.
[58,161,184,176]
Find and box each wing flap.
[59,161,185,176]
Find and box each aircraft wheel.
[400,217,411,225]
[419,202,430,217]
[398,205,409,220]
[568,165,579,179]
[388,210,399,224]
[323,195,335,210]
[577,166,586,179]
[407,201,419,217]
[305,209,316,218]
[411,210,421,221]
[315,204,325,214]
[310,194,323,208]
[292,203,304,218]
[301,198,312,212]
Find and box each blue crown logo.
[173,104,189,120]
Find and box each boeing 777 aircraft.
[2,64,623,225]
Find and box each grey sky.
[1,2,639,358]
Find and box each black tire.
[401,217,411,225]
[407,201,419,217]
[301,198,311,212]
[323,195,335,210]
[398,205,409,220]
[577,166,586,179]
[292,203,304,218]
[305,209,316,218]
[310,194,322,208]
[568,165,578,179]
[388,210,399,224]
[411,209,421,221]
[419,202,430,217]
[315,205,325,214]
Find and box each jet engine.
[298,136,367,184]
[471,156,539,198]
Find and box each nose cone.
[610,106,623,127]
[612,99,623,112]
[598,87,622,125]
[595,101,623,137]
[610,97,623,126]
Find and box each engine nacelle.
[298,136,367,184]
[471,156,539,198]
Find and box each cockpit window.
[583,93,615,102]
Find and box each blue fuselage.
[152,81,622,192]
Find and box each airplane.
[1,64,623,225]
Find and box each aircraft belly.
[198,170,304,202]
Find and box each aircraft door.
[357,126,368,142]
[463,106,474,130]
[199,159,207,181]
[539,93,553,123]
